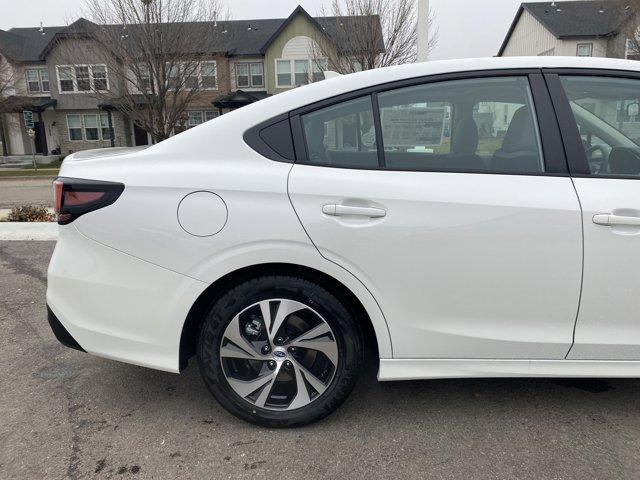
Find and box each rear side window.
[559,76,640,177]
[377,76,544,174]
[301,96,378,168]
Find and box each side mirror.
[627,102,640,117]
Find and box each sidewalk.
[0,222,58,240]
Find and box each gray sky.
[0,0,549,59]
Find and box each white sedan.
[47,57,640,427]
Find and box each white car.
[47,57,640,427]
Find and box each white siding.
[501,10,607,57]
[281,35,319,59]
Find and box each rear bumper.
[47,305,85,352]
[46,225,209,373]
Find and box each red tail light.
[53,177,125,225]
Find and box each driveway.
[0,177,54,209]
[1,241,639,479]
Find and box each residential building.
[498,1,636,58]
[0,5,382,157]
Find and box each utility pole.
[417,0,430,62]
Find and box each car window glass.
[377,76,544,173]
[560,76,640,177]
[301,96,378,168]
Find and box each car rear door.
[288,71,583,360]
[546,70,640,360]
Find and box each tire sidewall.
[197,276,362,427]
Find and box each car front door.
[288,72,583,360]
[547,72,640,360]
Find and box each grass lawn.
[0,159,62,178]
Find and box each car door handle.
[593,214,640,227]
[322,204,387,218]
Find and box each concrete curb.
[0,222,58,241]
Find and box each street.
[1,241,640,479]
[0,177,54,209]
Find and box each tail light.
[53,177,124,225]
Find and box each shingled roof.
[498,1,634,56]
[0,5,383,63]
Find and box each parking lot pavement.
[0,177,54,209]
[2,241,640,479]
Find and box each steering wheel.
[585,144,610,174]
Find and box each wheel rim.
[219,298,339,411]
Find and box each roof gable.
[259,5,326,54]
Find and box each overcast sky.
[0,0,565,60]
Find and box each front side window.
[302,96,378,168]
[294,60,309,86]
[560,75,640,177]
[236,63,249,87]
[377,76,543,173]
[100,114,112,140]
[250,63,264,86]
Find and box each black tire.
[197,275,363,427]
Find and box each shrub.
[4,205,55,222]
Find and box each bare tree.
[610,1,640,59]
[0,54,18,156]
[55,0,228,143]
[311,0,438,74]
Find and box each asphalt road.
[0,177,54,209]
[1,241,640,479]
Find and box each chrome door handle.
[593,214,640,227]
[322,204,387,218]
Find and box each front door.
[133,123,149,146]
[548,73,640,360]
[34,120,46,155]
[289,74,583,359]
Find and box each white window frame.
[186,109,219,128]
[275,58,327,89]
[56,64,110,94]
[166,61,218,91]
[66,113,114,141]
[626,38,640,59]
[576,43,593,57]
[235,62,264,88]
[25,68,50,93]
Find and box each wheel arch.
[179,262,388,371]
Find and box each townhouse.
[0,5,382,157]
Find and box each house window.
[235,62,264,88]
[187,110,219,128]
[577,43,593,57]
[56,65,109,93]
[67,113,113,141]
[138,64,152,91]
[201,62,217,89]
[276,58,327,88]
[625,39,640,60]
[25,68,50,93]
[276,60,292,87]
[166,62,217,90]
[67,114,83,140]
[250,63,263,87]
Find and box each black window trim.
[543,67,640,180]
[289,68,569,177]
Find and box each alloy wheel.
[219,299,339,411]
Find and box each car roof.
[153,56,640,156]
[243,56,640,119]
